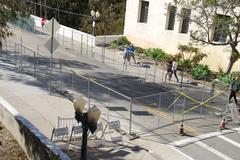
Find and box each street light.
[90,10,100,36]
[73,98,101,160]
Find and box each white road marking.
[170,128,240,147]
[218,135,240,148]
[196,141,233,160]
[169,145,195,160]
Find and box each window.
[166,6,177,30]
[139,1,149,23]
[212,14,230,42]
[179,8,191,33]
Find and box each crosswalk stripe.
[170,127,240,147]
[196,141,233,160]
[218,135,240,148]
[169,145,195,160]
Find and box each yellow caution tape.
[177,91,224,114]
[166,95,181,110]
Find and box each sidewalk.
[0,61,159,160]
[0,53,192,160]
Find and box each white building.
[124,0,240,71]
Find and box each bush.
[191,64,211,80]
[135,47,144,54]
[145,48,168,62]
[217,73,233,84]
[111,36,130,47]
[178,59,192,71]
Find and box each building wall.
[124,0,240,72]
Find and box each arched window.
[165,5,177,30]
[179,8,191,34]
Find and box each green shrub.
[191,64,211,80]
[178,59,192,71]
[135,47,144,54]
[145,48,168,62]
[111,36,130,47]
[217,73,233,84]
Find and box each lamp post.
[90,10,100,36]
[73,98,101,160]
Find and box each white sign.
[45,18,60,34]
[44,37,60,53]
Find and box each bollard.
[179,121,184,136]
[220,118,226,131]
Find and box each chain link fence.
[1,37,231,138]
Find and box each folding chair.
[57,116,78,135]
[69,125,83,152]
[89,122,106,148]
[108,120,123,145]
[51,127,69,152]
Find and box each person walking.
[127,43,136,64]
[123,45,130,64]
[171,58,179,82]
[41,17,46,29]
[165,61,172,82]
[229,77,238,104]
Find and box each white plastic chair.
[69,125,83,152]
[108,120,123,145]
[88,122,106,148]
[51,127,69,152]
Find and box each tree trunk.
[226,60,234,74]
[226,46,239,74]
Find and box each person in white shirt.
[171,58,179,82]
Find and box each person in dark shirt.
[229,77,238,104]
[126,44,136,64]
[165,61,172,82]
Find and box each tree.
[175,0,240,73]
[0,1,29,48]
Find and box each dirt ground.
[0,122,28,160]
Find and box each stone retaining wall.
[0,96,71,160]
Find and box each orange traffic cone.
[220,118,226,131]
[179,121,184,136]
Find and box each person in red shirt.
[41,17,46,28]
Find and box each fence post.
[71,29,73,50]
[182,96,186,122]
[14,43,17,65]
[162,65,165,84]
[20,37,23,70]
[5,39,7,51]
[80,34,83,55]
[86,35,89,55]
[158,94,161,127]
[34,51,36,77]
[200,78,206,117]
[60,63,63,92]
[144,67,148,82]
[71,72,74,90]
[48,58,51,94]
[62,28,65,46]
[153,62,157,82]
[91,37,93,58]
[180,70,184,89]
[36,56,39,79]
[101,41,105,64]
[138,66,141,77]
[129,98,133,135]
[88,78,90,109]
[173,92,177,120]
